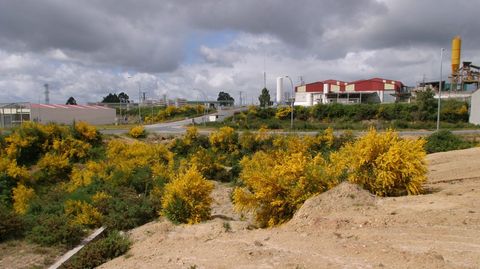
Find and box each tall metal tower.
[44,83,50,104]
[263,54,267,89]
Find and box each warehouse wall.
[470,90,480,125]
[30,105,116,125]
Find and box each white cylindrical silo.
[276,77,284,104]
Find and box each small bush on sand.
[334,128,427,196]
[233,150,339,227]
[425,130,475,153]
[129,125,146,138]
[161,166,214,224]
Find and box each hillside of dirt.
[100,147,480,269]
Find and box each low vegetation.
[60,231,131,269]
[128,125,146,138]
[425,130,478,153]
[206,96,474,130]
[1,120,476,267]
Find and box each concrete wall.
[469,90,480,125]
[30,104,116,125]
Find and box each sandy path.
[100,147,480,269]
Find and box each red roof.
[297,77,404,93]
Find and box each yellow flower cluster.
[275,106,292,119]
[64,200,103,227]
[52,137,91,160]
[183,126,199,146]
[0,158,30,183]
[12,184,35,214]
[161,165,214,224]
[209,126,238,152]
[129,125,146,138]
[335,128,427,196]
[74,121,99,141]
[67,161,106,192]
[4,132,35,160]
[36,152,71,182]
[233,150,336,227]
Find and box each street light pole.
[137,82,142,123]
[285,76,294,130]
[436,48,445,131]
[193,88,208,126]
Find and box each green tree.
[415,88,436,121]
[102,93,120,103]
[118,92,130,103]
[258,88,272,108]
[217,91,234,106]
[66,97,77,105]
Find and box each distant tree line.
[101,92,130,103]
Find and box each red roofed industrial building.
[294,78,406,106]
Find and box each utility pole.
[44,84,50,104]
[239,91,243,106]
[138,82,142,123]
[285,76,294,130]
[436,48,445,131]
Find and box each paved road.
[100,106,480,136]
[101,106,247,135]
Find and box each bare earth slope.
[100,147,480,269]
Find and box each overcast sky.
[1,0,479,104]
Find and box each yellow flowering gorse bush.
[12,184,35,214]
[74,121,99,142]
[275,106,292,119]
[129,125,146,138]
[64,200,103,227]
[209,126,238,152]
[233,150,338,227]
[161,165,214,224]
[335,128,427,196]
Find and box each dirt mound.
[99,148,480,269]
[288,182,376,229]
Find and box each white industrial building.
[292,78,406,106]
[0,103,116,127]
[469,89,480,125]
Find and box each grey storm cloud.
[354,0,480,51]
[0,0,185,72]
[0,0,388,73]
[1,0,480,73]
[1,0,480,104]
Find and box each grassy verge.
[203,117,479,131]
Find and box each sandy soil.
[0,240,63,269]
[98,147,480,269]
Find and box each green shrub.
[61,231,131,269]
[441,100,469,123]
[425,130,474,153]
[102,187,156,230]
[0,205,26,241]
[27,213,85,247]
